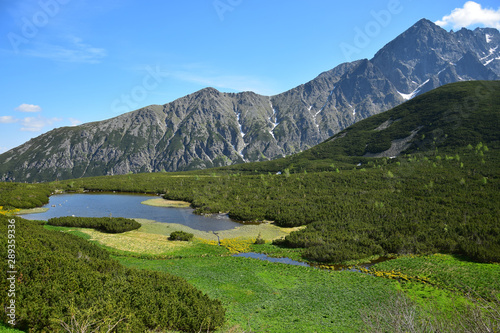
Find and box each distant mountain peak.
[1,18,499,182]
[413,18,441,29]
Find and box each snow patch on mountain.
[398,79,430,100]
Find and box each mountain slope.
[226,80,500,173]
[1,19,499,182]
[303,80,500,159]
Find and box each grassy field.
[114,237,500,332]
[117,254,398,332]
[0,217,496,332]
[371,253,500,300]
[65,217,302,257]
[43,222,497,332]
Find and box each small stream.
[233,252,393,272]
[233,252,309,267]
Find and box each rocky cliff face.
[372,19,499,97]
[1,19,499,182]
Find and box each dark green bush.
[0,183,52,209]
[254,233,265,244]
[47,216,141,233]
[169,230,194,241]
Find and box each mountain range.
[1,18,499,182]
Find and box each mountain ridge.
[1,18,499,182]
[218,80,500,174]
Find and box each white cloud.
[24,37,107,64]
[169,68,278,96]
[68,118,82,126]
[0,116,18,124]
[15,103,42,112]
[436,1,500,29]
[20,116,62,132]
[1,114,78,132]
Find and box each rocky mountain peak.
[1,18,499,182]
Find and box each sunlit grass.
[41,219,500,331]
[0,322,24,332]
[78,228,192,255]
[118,255,398,332]
[14,207,49,215]
[140,198,191,208]
[135,218,298,242]
[372,253,500,300]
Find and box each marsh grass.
[14,207,48,215]
[44,225,92,240]
[40,219,500,332]
[129,218,298,242]
[118,255,398,332]
[140,198,191,208]
[361,288,500,332]
[248,243,305,262]
[372,254,500,300]
[79,228,192,255]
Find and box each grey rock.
[1,19,498,182]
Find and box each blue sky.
[1,0,500,153]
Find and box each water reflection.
[233,252,309,266]
[233,252,393,272]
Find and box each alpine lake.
[20,192,241,232]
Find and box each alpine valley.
[1,18,499,182]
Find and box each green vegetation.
[0,215,224,332]
[0,322,24,332]
[47,216,141,233]
[254,233,266,244]
[0,81,498,331]
[39,143,497,264]
[117,253,398,332]
[113,238,499,332]
[275,80,500,171]
[169,230,194,241]
[141,197,191,208]
[0,182,52,209]
[371,254,500,300]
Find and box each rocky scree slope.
[1,19,499,182]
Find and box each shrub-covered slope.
[0,215,225,332]
[305,80,500,159]
[224,80,500,173]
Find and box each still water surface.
[20,193,243,232]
